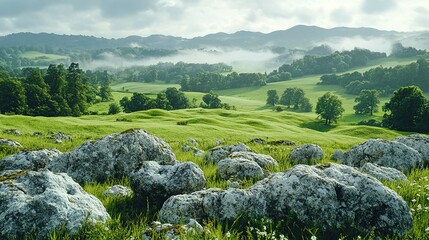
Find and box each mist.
[85,49,278,73]
[318,36,395,54]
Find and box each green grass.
[111,81,180,94]
[20,51,69,61]
[1,57,428,239]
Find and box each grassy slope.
[1,57,428,239]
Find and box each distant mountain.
[0,25,428,51]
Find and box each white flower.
[426,227,429,232]
[311,236,317,240]
[225,231,231,238]
[417,204,422,211]
[279,234,287,240]
[411,199,417,203]
[417,193,421,197]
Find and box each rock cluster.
[205,143,252,163]
[341,139,423,172]
[2,129,22,135]
[160,163,412,238]
[47,129,177,183]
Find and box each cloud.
[0,0,426,38]
[361,0,397,14]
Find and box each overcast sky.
[0,0,428,38]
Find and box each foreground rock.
[396,134,429,166]
[217,158,265,180]
[0,170,110,239]
[143,219,203,240]
[131,161,206,201]
[330,150,344,161]
[229,151,279,168]
[48,129,177,183]
[289,144,324,165]
[0,138,22,147]
[204,143,252,163]
[341,139,423,172]
[2,129,22,135]
[49,132,72,141]
[104,185,133,197]
[160,163,412,238]
[0,149,62,171]
[360,163,408,182]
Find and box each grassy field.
[1,57,429,239]
[20,51,69,61]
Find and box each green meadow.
[20,51,69,61]
[1,57,429,239]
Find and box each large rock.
[0,170,110,239]
[0,138,22,147]
[289,144,324,165]
[396,134,429,166]
[341,139,423,173]
[160,163,412,238]
[131,161,206,201]
[204,143,252,163]
[228,151,279,169]
[0,149,62,171]
[330,150,344,161]
[360,163,408,182]
[48,129,177,183]
[2,129,22,135]
[217,158,265,180]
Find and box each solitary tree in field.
[266,89,279,106]
[316,92,344,125]
[203,90,222,108]
[353,89,380,115]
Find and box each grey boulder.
[330,150,344,161]
[0,149,62,171]
[204,143,252,163]
[396,134,429,166]
[289,144,324,165]
[160,163,412,238]
[360,163,408,182]
[0,170,110,239]
[217,158,265,180]
[131,161,206,201]
[0,138,22,147]
[229,151,279,168]
[341,139,423,172]
[48,129,176,183]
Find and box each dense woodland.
[319,58,429,94]
[0,63,111,116]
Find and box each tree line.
[117,88,228,113]
[319,58,429,94]
[0,63,112,116]
[267,48,387,83]
[112,62,232,84]
[266,88,312,112]
[180,72,266,92]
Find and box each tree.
[108,102,121,115]
[65,63,86,116]
[316,92,345,125]
[119,93,155,113]
[155,92,172,110]
[280,88,295,108]
[165,87,189,109]
[382,86,427,131]
[266,90,279,106]
[203,90,222,108]
[291,88,304,109]
[0,78,27,114]
[99,70,113,102]
[353,90,380,115]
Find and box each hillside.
[1,25,428,51]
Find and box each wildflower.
[250,227,254,231]
[104,227,109,231]
[417,204,422,211]
[417,193,421,197]
[279,234,288,240]
[411,199,417,203]
[357,236,362,239]
[225,231,231,238]
[263,225,267,231]
[311,236,317,240]
[426,227,429,232]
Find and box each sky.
[0,0,428,38]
